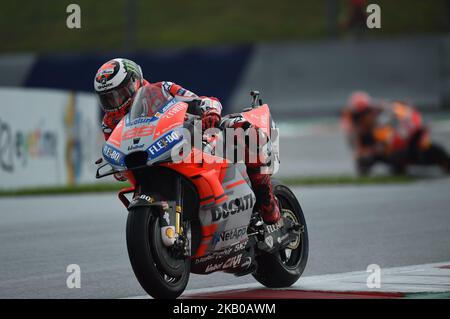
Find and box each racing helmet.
[94,58,144,113]
[347,91,379,123]
[348,91,372,112]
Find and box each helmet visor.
[98,79,136,112]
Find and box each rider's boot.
[248,170,281,224]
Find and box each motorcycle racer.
[341,91,450,175]
[94,58,280,224]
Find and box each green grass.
[405,291,450,299]
[0,0,447,53]
[0,183,131,197]
[282,174,417,186]
[0,175,417,197]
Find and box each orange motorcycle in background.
[342,101,450,175]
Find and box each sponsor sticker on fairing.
[146,130,182,159]
[139,195,154,203]
[194,247,233,264]
[165,103,185,119]
[160,97,178,113]
[212,226,247,246]
[126,117,158,127]
[205,262,223,273]
[204,254,243,273]
[103,144,124,166]
[222,254,242,270]
[233,240,248,252]
[127,144,145,151]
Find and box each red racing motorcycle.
[96,86,308,298]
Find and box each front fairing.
[102,89,189,171]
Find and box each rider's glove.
[202,109,221,130]
[114,172,128,182]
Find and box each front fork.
[158,176,184,249]
[121,175,188,253]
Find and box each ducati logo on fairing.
[211,194,255,222]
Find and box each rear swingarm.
[255,217,301,254]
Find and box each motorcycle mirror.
[250,90,261,107]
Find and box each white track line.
[122,261,450,299]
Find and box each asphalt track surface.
[1,177,449,298]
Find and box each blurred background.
[1,0,450,189]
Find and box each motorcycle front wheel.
[126,206,190,299]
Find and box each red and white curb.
[124,261,450,299]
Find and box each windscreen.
[129,85,170,121]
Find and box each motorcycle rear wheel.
[126,206,190,299]
[252,179,309,288]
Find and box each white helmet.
[94,58,143,112]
